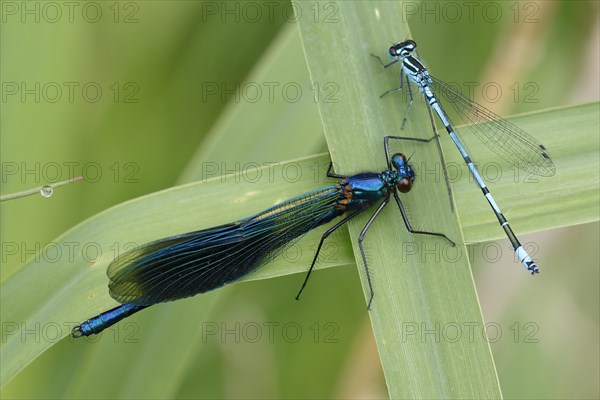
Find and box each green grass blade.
[296,1,501,397]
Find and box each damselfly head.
[389,40,417,59]
[390,152,409,169]
[390,153,415,193]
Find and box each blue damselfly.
[372,40,555,275]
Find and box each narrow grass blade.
[297,1,501,397]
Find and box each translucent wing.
[430,76,555,177]
[107,187,343,305]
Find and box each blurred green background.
[1,1,598,398]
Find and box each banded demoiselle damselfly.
[72,137,455,337]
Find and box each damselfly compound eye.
[397,177,412,193]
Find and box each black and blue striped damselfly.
[372,40,555,275]
[72,139,454,338]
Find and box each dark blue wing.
[107,186,344,305]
